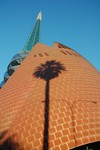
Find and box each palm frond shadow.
[33,60,66,150]
[0,131,20,150]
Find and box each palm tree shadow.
[0,131,20,150]
[33,60,66,150]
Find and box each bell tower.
[0,12,42,88]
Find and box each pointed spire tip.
[37,11,42,20]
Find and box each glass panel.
[0,80,5,88]
[12,53,20,61]
[4,72,9,79]
[8,69,15,76]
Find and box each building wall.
[0,42,100,149]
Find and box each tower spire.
[0,12,42,88]
[23,11,42,51]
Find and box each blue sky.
[0,0,100,82]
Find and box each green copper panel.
[23,19,41,51]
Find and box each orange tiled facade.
[0,42,100,149]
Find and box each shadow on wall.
[33,60,66,150]
[0,131,20,150]
[71,141,100,150]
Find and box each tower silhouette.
[0,12,100,150]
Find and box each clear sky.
[0,0,100,82]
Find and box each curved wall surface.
[0,42,100,149]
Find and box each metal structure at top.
[23,11,42,51]
[0,12,42,88]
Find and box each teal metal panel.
[23,19,41,51]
